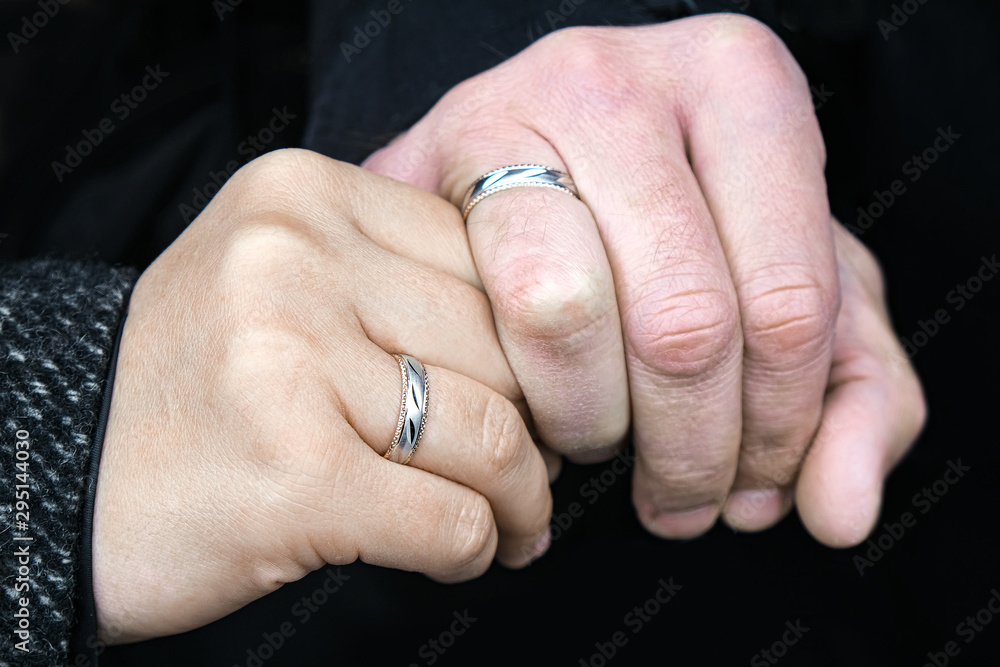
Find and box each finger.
[794,352,925,547]
[344,165,484,289]
[334,439,502,583]
[206,327,501,585]
[536,442,564,484]
[348,245,522,405]
[468,182,631,461]
[795,225,926,546]
[460,32,751,537]
[368,129,631,462]
[541,115,744,536]
[339,344,553,568]
[677,20,839,529]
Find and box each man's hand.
[364,15,925,544]
[94,150,552,643]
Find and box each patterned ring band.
[461,164,580,221]
[384,353,428,466]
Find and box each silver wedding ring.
[384,353,428,465]
[461,164,580,221]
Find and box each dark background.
[1,0,997,665]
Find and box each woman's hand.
[93,149,553,643]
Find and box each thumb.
[795,223,927,547]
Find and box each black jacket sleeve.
[1,258,136,667]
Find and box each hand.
[94,149,553,643]
[363,15,925,544]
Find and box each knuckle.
[231,148,353,212]
[625,284,740,380]
[220,224,323,304]
[712,15,792,76]
[492,260,616,352]
[234,148,314,188]
[646,453,734,504]
[439,75,495,122]
[741,272,838,360]
[707,16,815,127]
[740,443,808,486]
[216,327,331,467]
[444,494,495,573]
[533,27,637,111]
[480,393,527,479]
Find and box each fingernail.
[648,504,718,539]
[565,444,621,465]
[723,488,786,531]
[530,529,551,559]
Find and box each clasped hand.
[95,15,924,644]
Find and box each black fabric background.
[1,0,997,665]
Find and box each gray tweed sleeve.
[1,258,137,667]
